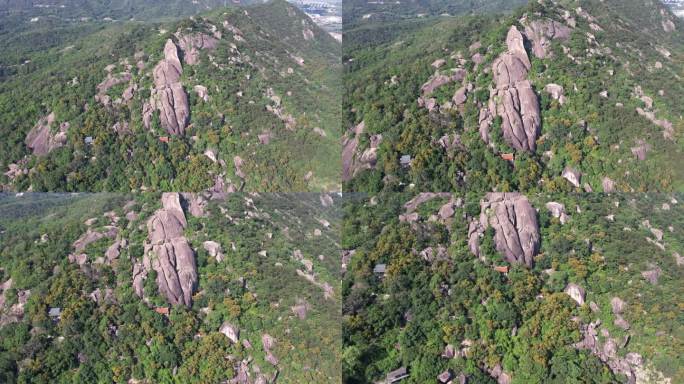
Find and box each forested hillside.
[0,191,341,383]
[0,0,341,193]
[343,0,684,193]
[342,191,683,383]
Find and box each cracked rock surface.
[478,192,540,267]
[149,39,189,135]
[136,193,197,307]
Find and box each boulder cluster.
[573,296,646,384]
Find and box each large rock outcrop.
[25,112,68,156]
[137,193,197,307]
[523,19,571,59]
[149,39,190,135]
[176,32,219,66]
[470,193,540,267]
[564,283,585,305]
[482,26,541,152]
[95,71,132,106]
[342,121,382,181]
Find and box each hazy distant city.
[663,0,684,16]
[289,0,341,39]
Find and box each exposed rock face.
[523,19,571,59]
[614,315,630,331]
[0,280,30,327]
[452,85,469,106]
[265,88,297,130]
[493,81,541,152]
[546,202,568,224]
[662,18,676,33]
[150,39,189,135]
[562,167,581,188]
[611,297,626,314]
[421,70,466,96]
[105,240,121,262]
[220,321,239,343]
[89,288,114,304]
[25,112,68,156]
[602,177,616,193]
[641,265,662,285]
[96,71,131,95]
[262,334,278,366]
[493,26,531,85]
[291,299,310,319]
[431,59,446,68]
[438,197,459,220]
[438,370,451,383]
[95,71,132,106]
[631,140,651,161]
[296,269,334,299]
[674,252,684,266]
[234,156,246,179]
[477,193,540,267]
[180,193,207,218]
[4,163,27,180]
[342,121,383,181]
[193,85,209,102]
[636,107,674,141]
[320,194,334,207]
[468,219,486,257]
[73,226,118,253]
[487,364,512,384]
[403,192,453,214]
[258,131,273,145]
[544,83,566,104]
[176,33,218,65]
[564,283,585,305]
[420,246,449,263]
[203,240,224,262]
[142,193,197,307]
[483,26,541,152]
[642,220,664,241]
